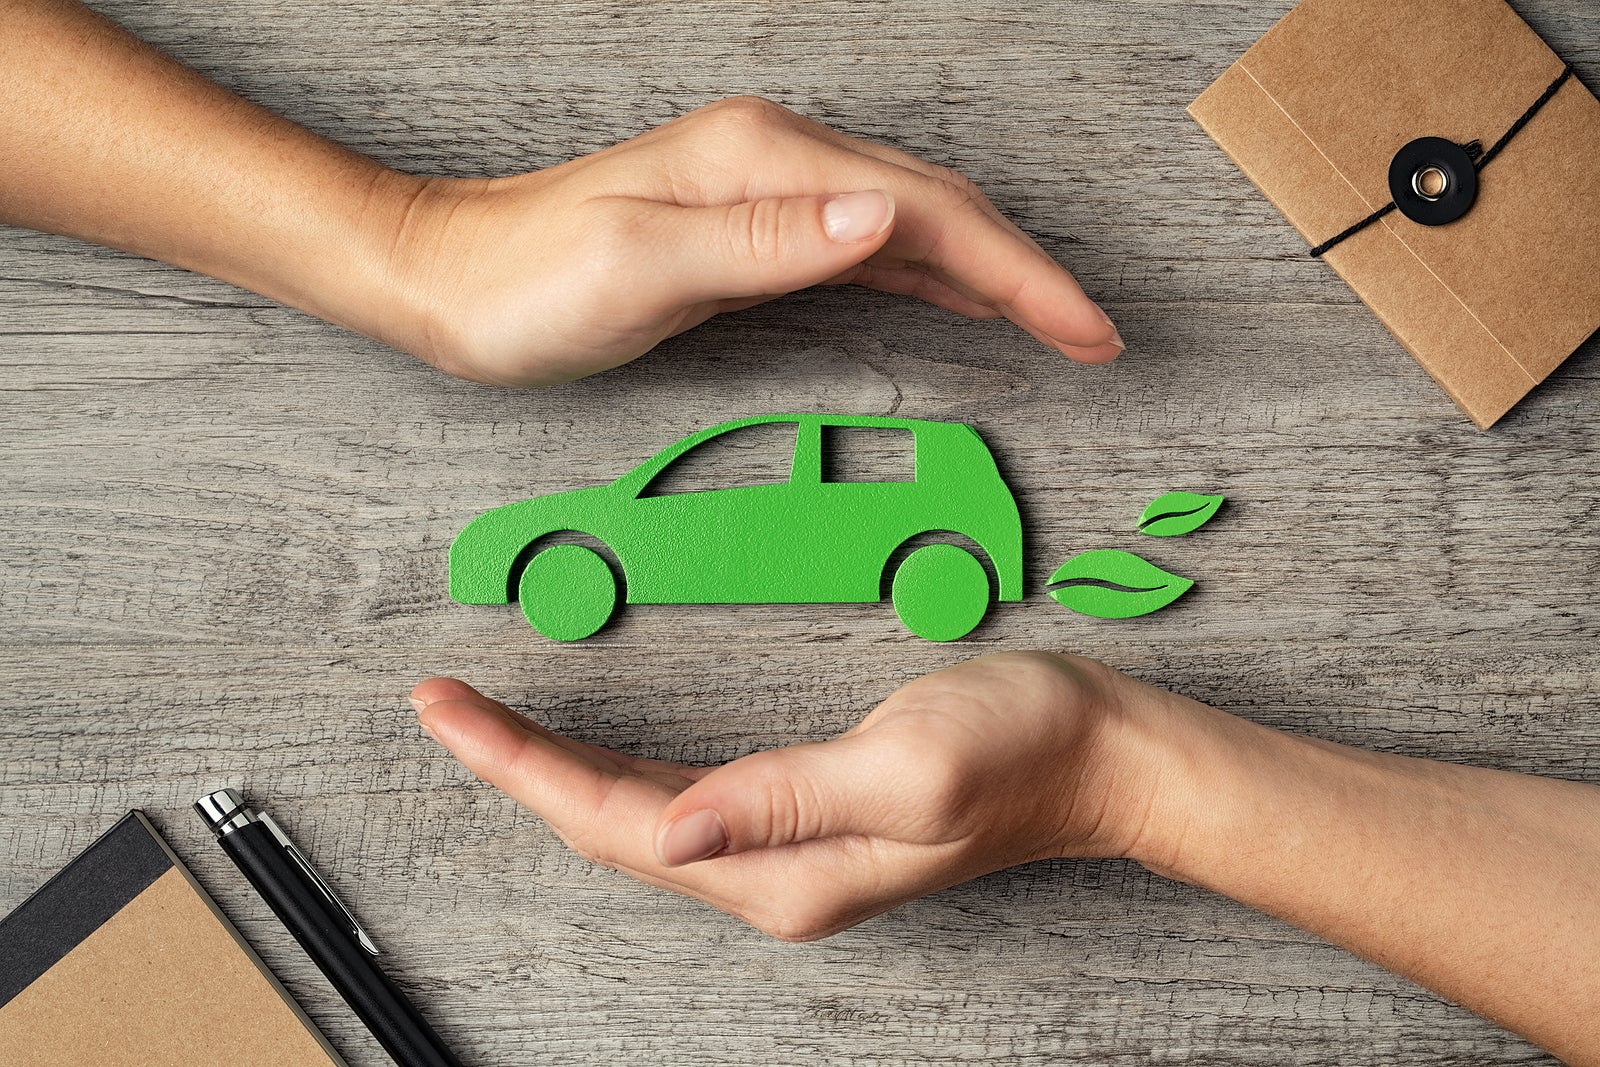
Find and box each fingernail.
[822,190,893,243]
[419,720,439,742]
[1055,333,1124,360]
[409,697,426,713]
[1088,301,1125,352]
[656,809,729,867]
[1083,298,1126,351]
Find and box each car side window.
[640,421,798,496]
[821,425,916,483]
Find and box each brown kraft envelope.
[1189,0,1600,428]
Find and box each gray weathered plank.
[3,1,1597,1064]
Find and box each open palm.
[413,652,1139,941]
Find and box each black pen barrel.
[220,822,462,1067]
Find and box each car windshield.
[638,421,798,496]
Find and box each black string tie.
[1309,64,1574,258]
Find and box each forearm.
[0,0,425,349]
[1124,687,1600,1063]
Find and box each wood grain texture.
[3,1,1597,1063]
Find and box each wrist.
[367,172,539,385]
[147,132,444,361]
[1027,655,1212,865]
[1050,664,1296,877]
[134,145,447,365]
[1109,679,1355,891]
[292,165,452,363]
[210,154,480,374]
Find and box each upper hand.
[412,652,1154,941]
[382,97,1123,386]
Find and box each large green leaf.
[1046,549,1193,619]
[1138,492,1225,537]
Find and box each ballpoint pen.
[196,788,463,1067]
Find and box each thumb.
[653,735,910,867]
[651,189,895,304]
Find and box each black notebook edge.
[0,811,168,1006]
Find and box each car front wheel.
[890,544,989,642]
[517,544,618,641]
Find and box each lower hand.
[411,652,1156,941]
[383,97,1123,386]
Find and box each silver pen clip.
[260,812,381,956]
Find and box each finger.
[637,189,895,307]
[576,825,943,941]
[826,261,1002,319]
[692,264,1006,324]
[872,186,1120,358]
[797,122,1056,256]
[691,118,1123,356]
[412,677,561,745]
[652,734,940,866]
[418,696,621,823]
[833,249,1121,360]
[413,678,631,773]
[423,695,712,874]
[412,692,886,937]
[1015,321,1124,364]
[411,678,712,781]
[409,682,956,939]
[416,693,836,897]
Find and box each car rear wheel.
[517,544,617,641]
[891,544,989,642]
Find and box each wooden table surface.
[4,1,1597,1063]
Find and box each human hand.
[2,6,1119,388]
[411,652,1158,940]
[413,649,1600,1061]
[382,97,1123,386]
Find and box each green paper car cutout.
[450,414,1024,642]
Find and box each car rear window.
[822,425,916,483]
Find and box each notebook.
[0,811,346,1066]
[1189,0,1600,428]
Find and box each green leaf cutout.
[1046,549,1193,619]
[1138,492,1224,537]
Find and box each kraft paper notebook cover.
[0,811,346,1067]
[1189,0,1600,428]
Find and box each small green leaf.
[1046,549,1194,619]
[1138,492,1225,537]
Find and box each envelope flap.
[1246,0,1558,204]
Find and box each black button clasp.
[1388,137,1479,226]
